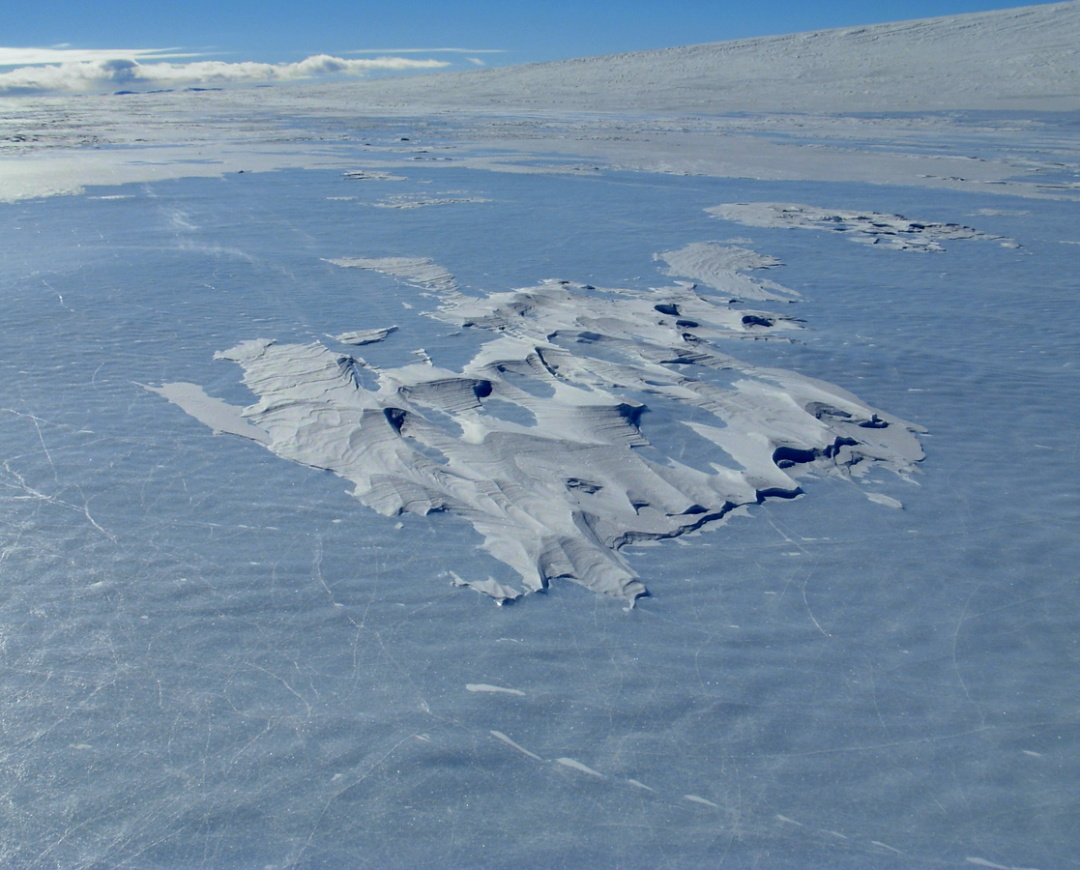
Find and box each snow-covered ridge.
[336,1,1080,112]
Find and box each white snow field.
[2,3,1079,868]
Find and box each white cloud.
[0,53,451,95]
[0,47,192,66]
[346,48,506,54]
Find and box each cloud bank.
[345,48,506,55]
[0,53,450,95]
[0,47,193,65]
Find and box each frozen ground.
[2,4,1079,869]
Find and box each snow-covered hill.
[334,0,1080,112]
[3,3,1078,201]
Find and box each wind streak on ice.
[151,242,924,603]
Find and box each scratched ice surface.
[2,163,1079,869]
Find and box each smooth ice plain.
[2,4,1080,869]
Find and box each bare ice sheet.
[3,128,1078,870]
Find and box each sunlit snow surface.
[2,158,1079,869]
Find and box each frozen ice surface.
[2,5,1080,859]
[2,158,1078,869]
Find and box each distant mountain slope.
[343,1,1080,112]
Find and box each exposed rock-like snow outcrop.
[655,244,800,301]
[153,246,925,604]
[323,257,458,293]
[708,203,1016,251]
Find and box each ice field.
[2,3,1079,868]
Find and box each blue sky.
[0,0,1053,94]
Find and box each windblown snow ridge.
[709,203,1017,251]
[152,231,928,604]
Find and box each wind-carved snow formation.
[323,257,457,293]
[655,244,801,301]
[709,203,1016,251]
[152,223,931,604]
